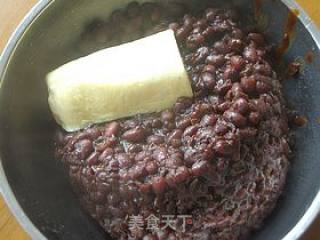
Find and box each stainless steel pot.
[0,0,319,239]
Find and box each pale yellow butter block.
[47,30,193,132]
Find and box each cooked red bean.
[229,38,243,52]
[147,135,165,144]
[161,110,175,122]
[183,125,199,137]
[241,76,257,94]
[256,81,272,94]
[230,82,244,98]
[175,118,191,130]
[168,22,179,32]
[216,101,231,113]
[104,121,120,137]
[192,161,209,176]
[214,122,229,135]
[102,136,117,148]
[224,110,247,128]
[74,139,93,159]
[232,28,244,39]
[230,55,246,71]
[239,127,258,139]
[122,127,147,143]
[146,161,158,174]
[202,64,216,73]
[192,47,210,64]
[186,34,205,49]
[202,26,215,38]
[215,79,233,96]
[117,153,132,167]
[86,127,101,140]
[98,148,113,162]
[175,166,191,183]
[214,41,230,54]
[248,33,265,46]
[128,144,143,153]
[131,164,148,179]
[152,176,167,194]
[200,72,216,89]
[233,98,249,114]
[243,47,258,62]
[152,119,162,128]
[175,27,189,41]
[206,54,226,67]
[201,114,217,126]
[94,137,110,152]
[87,152,100,166]
[248,112,261,125]
[214,140,235,156]
[168,129,183,142]
[139,183,152,194]
[174,97,193,113]
[223,65,239,81]
[205,8,217,21]
[254,63,272,76]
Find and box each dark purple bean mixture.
[55,2,297,239]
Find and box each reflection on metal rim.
[0,1,54,239]
[0,0,319,240]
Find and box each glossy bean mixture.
[56,2,294,239]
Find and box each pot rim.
[0,0,319,239]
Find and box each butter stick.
[47,30,193,132]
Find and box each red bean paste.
[55,2,294,239]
